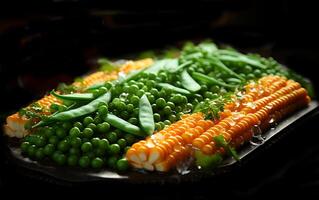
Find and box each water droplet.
[119,93,129,101]
[176,156,194,175]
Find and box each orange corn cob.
[126,113,215,172]
[127,75,311,172]
[4,58,153,138]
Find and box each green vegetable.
[79,156,90,168]
[195,150,223,170]
[91,157,104,169]
[139,94,155,135]
[213,135,239,161]
[157,83,191,95]
[180,70,201,92]
[109,144,121,155]
[208,56,245,81]
[116,158,129,171]
[81,142,93,153]
[104,114,145,137]
[34,92,111,127]
[192,72,237,89]
[51,90,95,101]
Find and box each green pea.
[151,104,157,112]
[116,158,129,171]
[73,122,83,130]
[136,90,145,98]
[94,116,103,124]
[56,153,67,165]
[97,122,110,133]
[21,141,30,153]
[34,136,46,147]
[168,114,177,122]
[95,148,106,157]
[243,65,253,73]
[128,117,138,125]
[126,104,134,113]
[67,155,78,166]
[130,95,140,106]
[109,144,121,155]
[107,156,118,169]
[83,116,94,127]
[150,88,159,97]
[117,138,127,149]
[166,101,175,109]
[35,148,45,160]
[69,147,80,156]
[132,108,139,117]
[181,95,188,104]
[163,106,172,115]
[186,103,193,110]
[155,123,161,131]
[129,85,139,94]
[69,127,81,138]
[49,135,59,145]
[58,140,70,152]
[120,111,130,120]
[98,138,109,150]
[91,157,104,169]
[210,85,220,93]
[147,94,155,104]
[200,85,208,92]
[44,144,55,156]
[153,113,161,122]
[175,106,183,112]
[107,132,118,144]
[82,128,94,138]
[247,73,255,79]
[70,137,82,148]
[159,122,166,130]
[44,127,54,138]
[156,98,166,108]
[164,120,171,125]
[86,123,97,131]
[118,102,127,111]
[81,142,93,153]
[98,105,108,117]
[56,127,67,139]
[124,146,131,153]
[62,122,72,130]
[79,156,90,168]
[91,137,100,147]
[146,80,156,88]
[98,86,108,95]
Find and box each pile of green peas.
[21,115,133,171]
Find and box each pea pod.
[208,56,245,81]
[180,70,201,92]
[104,114,145,137]
[192,72,237,89]
[51,90,95,101]
[46,91,111,122]
[139,94,154,135]
[157,83,191,95]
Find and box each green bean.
[216,50,266,69]
[180,70,201,92]
[157,83,191,95]
[104,114,145,137]
[45,92,111,122]
[192,72,237,89]
[51,90,95,101]
[208,56,245,81]
[139,94,155,135]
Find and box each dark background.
[0,0,319,198]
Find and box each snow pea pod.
[180,70,201,92]
[192,72,237,89]
[104,114,145,137]
[157,83,191,95]
[47,91,111,121]
[139,94,154,135]
[51,90,95,101]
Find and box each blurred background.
[0,0,319,198]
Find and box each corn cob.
[4,58,153,138]
[126,76,311,172]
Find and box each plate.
[5,101,319,184]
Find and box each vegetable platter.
[3,41,317,183]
